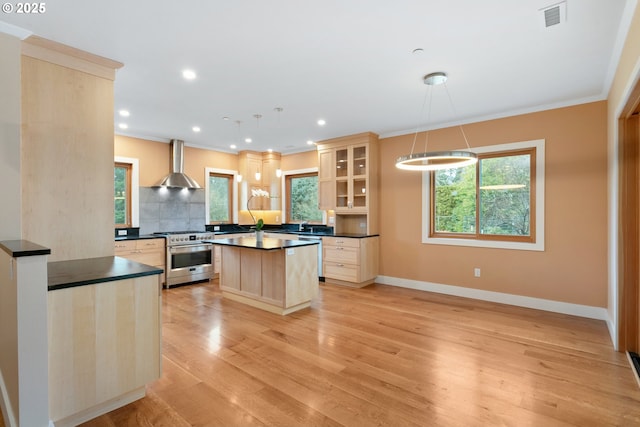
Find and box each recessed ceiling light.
[317,119,326,126]
[245,138,252,143]
[192,126,201,133]
[267,148,273,153]
[118,123,128,129]
[222,116,230,120]
[307,140,314,145]
[230,144,237,149]
[182,69,197,80]
[118,109,130,117]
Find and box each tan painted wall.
[114,136,239,187]
[281,150,317,171]
[379,101,608,307]
[115,137,320,225]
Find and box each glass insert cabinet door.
[334,145,368,210]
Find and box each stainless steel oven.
[157,231,214,288]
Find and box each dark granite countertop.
[48,256,163,291]
[257,230,379,238]
[319,233,380,238]
[0,240,51,258]
[207,237,319,250]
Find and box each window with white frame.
[286,172,323,223]
[208,172,234,224]
[114,156,139,228]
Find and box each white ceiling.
[1,1,635,154]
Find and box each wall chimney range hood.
[154,139,201,189]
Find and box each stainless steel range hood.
[155,139,201,189]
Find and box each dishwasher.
[298,235,323,280]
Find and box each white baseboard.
[376,275,610,321]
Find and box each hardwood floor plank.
[78,280,640,426]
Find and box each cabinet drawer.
[114,240,136,252]
[323,236,360,248]
[324,261,358,282]
[324,246,358,264]
[136,239,164,250]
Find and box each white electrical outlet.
[214,225,220,231]
[474,268,481,278]
[360,222,366,228]
[287,248,294,256]
[117,229,127,236]
[329,217,335,224]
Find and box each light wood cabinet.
[48,274,161,425]
[323,236,379,288]
[239,151,281,212]
[318,148,334,210]
[217,243,318,315]
[316,132,379,234]
[213,233,249,275]
[115,238,166,284]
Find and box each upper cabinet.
[238,150,281,211]
[317,132,379,234]
[334,144,368,212]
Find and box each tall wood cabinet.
[316,132,379,235]
[238,151,281,212]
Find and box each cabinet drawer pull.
[336,247,343,250]
[337,263,344,267]
[336,240,344,244]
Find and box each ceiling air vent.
[540,2,566,28]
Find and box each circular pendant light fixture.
[396,150,477,171]
[395,72,478,171]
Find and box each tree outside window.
[432,148,535,242]
[114,163,131,227]
[287,173,323,222]
[209,173,233,223]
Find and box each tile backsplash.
[139,187,206,234]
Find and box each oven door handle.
[170,243,213,251]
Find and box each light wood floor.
[80,280,640,427]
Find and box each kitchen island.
[47,256,163,427]
[210,237,319,315]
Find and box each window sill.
[422,235,544,251]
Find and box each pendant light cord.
[443,82,472,150]
[408,83,431,156]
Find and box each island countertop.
[48,256,163,291]
[207,237,319,250]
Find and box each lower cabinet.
[213,233,250,276]
[48,274,161,426]
[218,244,318,315]
[323,236,379,288]
[115,238,166,285]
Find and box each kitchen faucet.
[299,221,308,232]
